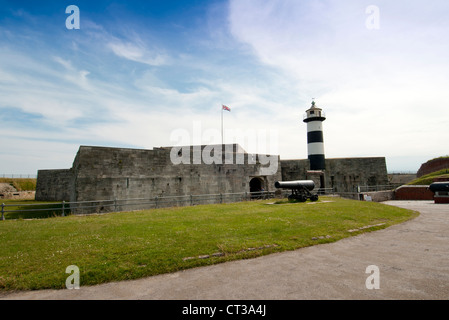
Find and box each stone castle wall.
[280,159,309,183]
[38,144,282,213]
[280,157,389,192]
[36,144,389,212]
[325,157,389,192]
[35,169,73,201]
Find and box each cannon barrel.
[275,180,315,191]
[429,182,449,193]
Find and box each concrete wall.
[280,157,389,192]
[325,157,389,192]
[360,190,395,202]
[36,144,391,212]
[67,144,282,213]
[35,169,73,201]
[280,159,309,182]
[394,185,434,200]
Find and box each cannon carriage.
[274,180,319,202]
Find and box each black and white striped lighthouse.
[303,100,326,171]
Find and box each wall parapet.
[394,185,434,200]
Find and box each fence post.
[155,196,158,209]
[114,198,117,212]
[220,193,223,204]
[62,201,65,217]
[190,194,193,206]
[1,203,4,221]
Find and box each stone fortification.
[281,157,389,192]
[36,144,389,213]
[35,169,73,201]
[37,144,282,213]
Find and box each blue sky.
[1,0,448,175]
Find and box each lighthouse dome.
[303,100,326,123]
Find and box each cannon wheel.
[310,194,319,202]
[288,194,308,202]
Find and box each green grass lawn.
[0,197,418,291]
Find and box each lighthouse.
[303,100,326,171]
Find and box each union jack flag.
[222,105,231,112]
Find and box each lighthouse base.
[308,155,326,171]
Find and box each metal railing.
[0,174,37,179]
[387,171,417,175]
[356,184,402,192]
[0,185,399,220]
[332,184,400,201]
[1,191,279,220]
[303,111,326,120]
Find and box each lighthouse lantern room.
[303,100,326,171]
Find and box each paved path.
[2,201,448,300]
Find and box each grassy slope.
[407,169,449,185]
[0,197,418,291]
[428,155,449,161]
[0,178,36,191]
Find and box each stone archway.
[249,177,265,196]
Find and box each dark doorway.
[250,177,264,199]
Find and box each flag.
[222,105,231,112]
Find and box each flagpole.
[221,105,224,145]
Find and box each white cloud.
[227,0,449,170]
[0,135,79,173]
[2,1,448,174]
[108,39,169,66]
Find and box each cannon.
[429,182,449,193]
[274,180,319,202]
[429,181,449,204]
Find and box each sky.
[0,0,448,175]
